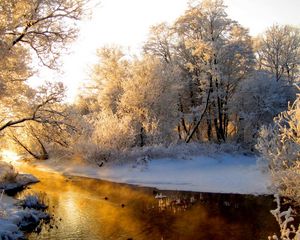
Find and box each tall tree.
[90,46,129,114]
[0,0,90,134]
[119,56,181,145]
[173,0,254,142]
[256,25,300,82]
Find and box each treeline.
[0,0,299,161]
[75,0,300,156]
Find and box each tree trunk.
[206,109,212,142]
[10,134,48,160]
[177,124,182,140]
[186,76,212,143]
[35,135,49,160]
[140,126,145,147]
[178,96,189,139]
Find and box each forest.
[0,0,300,239]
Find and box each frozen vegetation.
[268,195,300,240]
[257,89,300,205]
[0,161,47,239]
[0,192,49,240]
[0,161,38,192]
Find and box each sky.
[29,0,300,102]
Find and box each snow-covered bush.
[257,87,300,204]
[268,194,300,240]
[103,142,245,164]
[91,112,136,151]
[19,193,47,210]
[0,192,49,239]
[0,161,18,183]
[73,112,137,163]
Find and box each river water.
[16,166,278,240]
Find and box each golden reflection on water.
[17,165,278,240]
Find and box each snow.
[0,161,47,239]
[27,153,271,195]
[0,194,25,238]
[0,192,49,239]
[0,174,39,192]
[0,161,39,192]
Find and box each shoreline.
[17,153,271,196]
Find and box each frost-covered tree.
[3,82,76,159]
[0,0,90,68]
[257,87,300,204]
[74,43,185,163]
[256,25,300,82]
[89,46,130,114]
[143,22,192,141]
[172,0,254,142]
[119,56,181,145]
[82,49,181,150]
[233,71,295,146]
[0,0,90,132]
[0,0,89,155]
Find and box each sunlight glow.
[1,150,21,163]
[28,0,300,102]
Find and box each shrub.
[257,89,300,204]
[268,194,300,240]
[0,161,18,183]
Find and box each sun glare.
[1,150,21,163]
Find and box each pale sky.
[29,0,300,102]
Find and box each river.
[15,166,278,240]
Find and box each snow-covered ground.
[0,161,38,192]
[24,153,271,195]
[0,193,49,239]
[0,161,48,239]
[0,194,24,239]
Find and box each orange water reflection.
[17,165,278,240]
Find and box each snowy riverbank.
[21,153,271,195]
[0,161,49,239]
[0,193,49,239]
[0,161,39,192]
